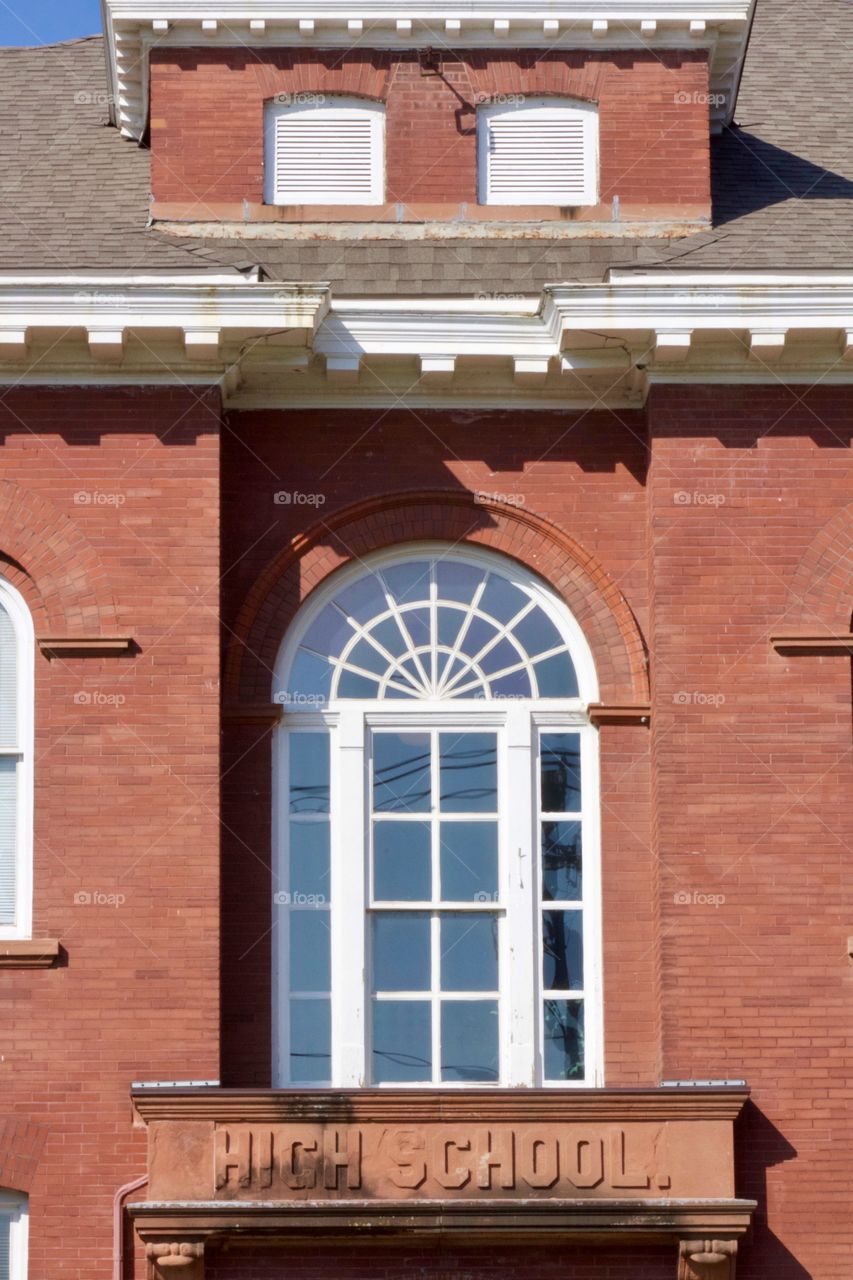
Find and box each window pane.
[435,560,484,604]
[0,601,17,748]
[542,821,582,901]
[440,914,498,992]
[374,820,431,901]
[373,733,431,813]
[372,1000,432,1083]
[289,910,331,992]
[440,821,498,902]
[286,648,332,705]
[381,561,431,606]
[441,1001,499,1082]
[289,821,330,899]
[513,606,563,658]
[337,669,381,699]
[439,733,497,813]
[478,574,529,625]
[543,909,583,990]
[289,733,330,814]
[490,668,532,699]
[0,757,17,927]
[533,650,579,698]
[544,999,584,1081]
[541,733,581,812]
[290,998,331,1084]
[372,913,430,991]
[301,602,351,659]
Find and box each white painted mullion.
[504,705,536,1086]
[435,576,487,695]
[332,706,367,1086]
[440,600,536,695]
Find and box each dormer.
[102,1,756,233]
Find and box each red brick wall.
[149,47,710,219]
[0,387,222,1280]
[647,384,853,1280]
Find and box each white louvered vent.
[0,1213,10,1280]
[264,97,385,206]
[479,98,598,206]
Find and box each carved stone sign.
[212,1123,675,1200]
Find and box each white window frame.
[264,95,386,206]
[0,578,34,942]
[272,544,603,1089]
[0,1190,29,1280]
[477,96,598,206]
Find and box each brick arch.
[0,481,118,635]
[225,490,648,705]
[467,52,606,105]
[787,502,853,630]
[252,51,393,104]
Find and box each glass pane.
[289,909,331,992]
[533,650,579,698]
[477,637,521,677]
[289,733,329,814]
[289,821,330,899]
[372,913,430,991]
[513,606,563,657]
[543,999,584,1081]
[437,605,466,648]
[368,615,409,658]
[541,733,581,812]
[542,821,582,901]
[435,559,484,604]
[300,602,352,659]
[0,601,17,748]
[337,669,381,699]
[479,574,529,625]
[543,909,583,990]
[334,572,388,625]
[0,756,16,926]
[439,733,497,813]
[286,648,332,705]
[458,615,498,660]
[347,637,391,678]
[290,998,331,1084]
[374,820,431,901]
[490,668,532,699]
[381,561,431,606]
[373,733,431,813]
[441,1000,499,1082]
[372,1000,432,1083]
[399,606,430,648]
[440,914,498,992]
[440,821,498,902]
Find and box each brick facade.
[148,47,711,221]
[2,383,852,1279]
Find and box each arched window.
[0,578,34,941]
[0,1190,28,1280]
[478,96,598,206]
[273,546,602,1088]
[264,95,385,205]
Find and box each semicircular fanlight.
[284,555,579,703]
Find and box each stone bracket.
[147,1240,206,1280]
[678,1237,739,1279]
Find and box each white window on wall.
[0,1191,28,1280]
[478,97,598,206]
[0,578,34,941]
[272,545,602,1089]
[264,95,385,206]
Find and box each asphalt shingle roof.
[0,0,850,287]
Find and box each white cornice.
[2,274,853,408]
[101,0,754,140]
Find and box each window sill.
[0,938,60,968]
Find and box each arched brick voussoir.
[0,481,119,635]
[225,490,649,706]
[787,502,853,632]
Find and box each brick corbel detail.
[0,1116,49,1192]
[678,1238,738,1280]
[147,1241,206,1280]
[225,490,648,707]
